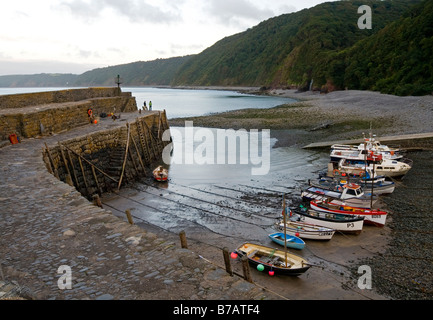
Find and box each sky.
[0,0,330,75]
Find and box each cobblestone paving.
[0,113,278,300]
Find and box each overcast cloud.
[0,0,329,75]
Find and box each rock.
[63,229,76,237]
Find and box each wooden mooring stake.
[222,247,233,276]
[92,194,103,208]
[125,209,134,225]
[179,231,188,249]
[241,255,253,283]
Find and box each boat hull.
[268,233,305,250]
[275,221,335,241]
[235,243,310,276]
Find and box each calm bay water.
[0,86,296,119]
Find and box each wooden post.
[136,119,152,163]
[78,156,90,195]
[67,150,80,188]
[143,121,159,159]
[91,165,102,195]
[44,143,59,179]
[128,147,139,176]
[42,148,54,175]
[58,143,73,186]
[223,247,233,276]
[179,231,188,249]
[241,255,253,283]
[131,135,147,176]
[118,123,131,190]
[125,209,134,225]
[92,194,103,208]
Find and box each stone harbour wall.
[0,88,138,143]
[43,112,170,200]
[0,87,126,110]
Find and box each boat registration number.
[319,231,334,236]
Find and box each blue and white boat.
[268,232,306,250]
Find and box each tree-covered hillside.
[74,56,193,87]
[171,0,423,92]
[0,56,192,88]
[329,0,433,95]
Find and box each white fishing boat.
[330,148,402,162]
[301,183,379,208]
[292,207,365,234]
[338,157,413,178]
[331,132,403,160]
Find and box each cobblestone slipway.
[0,113,278,301]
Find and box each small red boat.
[153,166,168,182]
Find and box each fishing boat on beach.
[330,145,403,162]
[337,157,413,178]
[235,243,311,276]
[310,199,388,227]
[275,220,335,240]
[268,232,305,250]
[153,166,168,182]
[309,175,395,195]
[331,132,403,160]
[292,206,365,234]
[301,183,379,208]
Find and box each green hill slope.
[171,0,424,92]
[330,0,433,95]
[74,55,193,86]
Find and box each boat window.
[346,189,357,196]
[377,167,383,170]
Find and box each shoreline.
[169,88,433,148]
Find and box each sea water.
[0,86,295,119]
